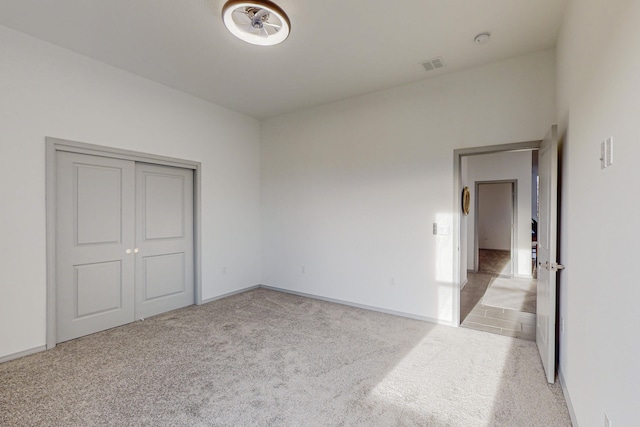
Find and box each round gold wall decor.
[462,186,471,216]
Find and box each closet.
[55,151,194,343]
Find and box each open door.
[536,125,561,383]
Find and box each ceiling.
[0,0,568,119]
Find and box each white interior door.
[56,152,136,343]
[536,125,559,383]
[134,163,194,319]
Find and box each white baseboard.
[259,285,455,327]
[2,284,453,364]
[200,285,260,305]
[558,367,578,426]
[0,345,46,364]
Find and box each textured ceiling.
[0,0,568,119]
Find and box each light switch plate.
[433,223,450,235]
[605,137,613,167]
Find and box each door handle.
[134,248,140,254]
[125,249,132,254]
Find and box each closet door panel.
[135,164,194,319]
[56,152,136,343]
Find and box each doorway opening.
[453,142,540,340]
[475,180,516,277]
[453,126,558,382]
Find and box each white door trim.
[45,137,202,349]
[452,140,539,327]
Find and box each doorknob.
[134,248,140,254]
[125,249,132,254]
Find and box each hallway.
[461,250,536,341]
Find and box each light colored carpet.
[0,288,569,426]
[483,277,537,313]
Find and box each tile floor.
[476,249,512,275]
[461,249,537,341]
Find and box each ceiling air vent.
[422,57,446,72]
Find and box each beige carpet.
[0,288,569,426]
[483,277,537,313]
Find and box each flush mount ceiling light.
[222,0,291,46]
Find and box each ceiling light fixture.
[222,0,291,46]
[474,32,491,44]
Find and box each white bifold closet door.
[56,152,193,343]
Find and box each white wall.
[478,183,512,251]
[261,50,555,324]
[556,0,640,425]
[0,25,262,360]
[465,151,533,275]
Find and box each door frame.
[474,180,517,277]
[452,140,539,327]
[45,137,202,349]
